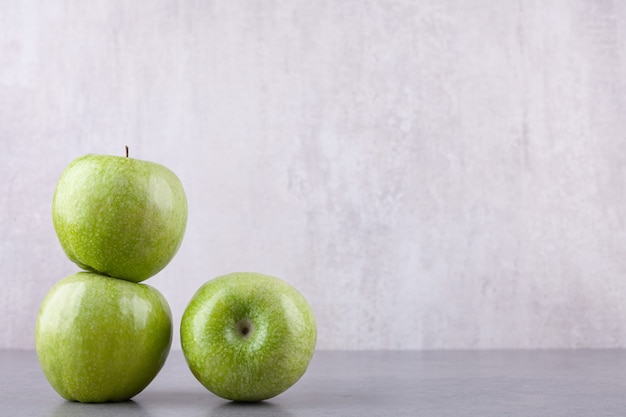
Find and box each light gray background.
[2,1,626,351]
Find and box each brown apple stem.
[125,145,129,158]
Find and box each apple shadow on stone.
[210,401,294,417]
[136,389,216,408]
[51,399,153,417]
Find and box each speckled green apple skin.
[35,272,172,403]
[181,272,317,402]
[52,154,188,282]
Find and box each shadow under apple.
[210,401,294,417]
[51,399,153,417]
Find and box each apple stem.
[125,145,129,158]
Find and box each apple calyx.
[236,318,253,338]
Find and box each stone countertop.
[3,349,626,416]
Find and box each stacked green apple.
[35,152,188,403]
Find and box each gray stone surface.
[3,349,626,416]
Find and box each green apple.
[52,152,187,282]
[35,272,172,403]
[180,272,317,402]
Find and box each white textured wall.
[2,1,626,350]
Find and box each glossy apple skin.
[181,272,317,402]
[35,272,172,403]
[52,154,187,282]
